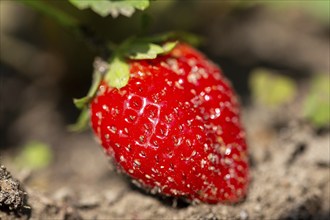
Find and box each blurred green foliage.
[17,0,329,50]
[249,69,297,107]
[250,68,330,128]
[237,0,329,24]
[15,141,53,170]
[303,74,330,128]
[11,0,329,131]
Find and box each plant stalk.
[18,0,112,56]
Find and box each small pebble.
[76,194,100,209]
[240,210,249,220]
[52,187,73,202]
[104,189,122,205]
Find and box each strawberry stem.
[18,0,115,56]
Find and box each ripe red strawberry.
[90,43,248,203]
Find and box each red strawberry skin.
[90,43,249,203]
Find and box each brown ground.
[1,102,329,220]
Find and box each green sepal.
[73,97,91,109]
[73,66,103,109]
[162,41,178,52]
[104,57,130,89]
[70,60,105,131]
[68,107,90,132]
[139,31,203,46]
[127,41,177,60]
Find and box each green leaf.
[249,68,297,107]
[303,74,330,128]
[15,141,52,170]
[140,31,202,46]
[105,57,130,89]
[68,0,150,18]
[127,41,177,60]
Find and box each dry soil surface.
[1,103,329,220]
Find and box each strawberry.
[88,42,248,203]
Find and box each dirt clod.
[0,165,30,219]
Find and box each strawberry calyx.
[104,39,178,89]
[69,58,107,131]
[70,31,200,131]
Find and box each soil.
[0,165,29,217]
[1,102,329,220]
[1,2,329,220]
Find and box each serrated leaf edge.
[128,41,178,60]
[68,0,150,18]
